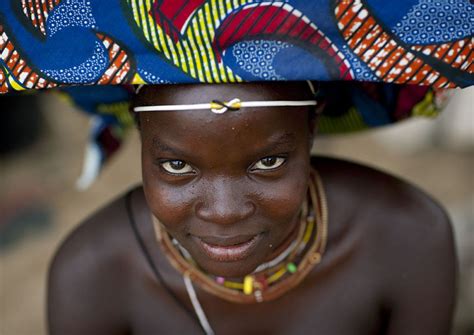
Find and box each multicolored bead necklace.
[153,168,328,304]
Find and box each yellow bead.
[243,276,254,295]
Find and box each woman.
[48,81,455,334]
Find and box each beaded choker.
[152,168,328,304]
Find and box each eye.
[251,156,286,171]
[160,160,195,175]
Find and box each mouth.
[193,233,263,262]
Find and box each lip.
[193,233,263,262]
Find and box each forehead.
[139,105,309,155]
[137,83,311,160]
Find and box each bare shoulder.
[314,156,456,333]
[47,188,140,334]
[49,190,136,283]
[313,155,453,241]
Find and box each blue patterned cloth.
[1,0,472,91]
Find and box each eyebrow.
[151,132,297,157]
[152,138,187,156]
[254,132,297,156]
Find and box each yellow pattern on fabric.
[181,40,196,78]
[174,41,188,73]
[132,73,146,85]
[198,7,218,82]
[138,1,150,41]
[126,0,250,84]
[186,26,206,81]
[2,65,26,92]
[8,75,26,91]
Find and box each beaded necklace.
[153,168,328,304]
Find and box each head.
[136,81,318,277]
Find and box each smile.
[194,234,263,262]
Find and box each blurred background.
[0,88,472,335]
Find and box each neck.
[262,214,301,264]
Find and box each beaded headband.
[134,99,318,114]
[133,81,318,114]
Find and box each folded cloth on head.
[1,0,472,90]
[0,0,471,187]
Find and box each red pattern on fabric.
[21,0,62,35]
[151,0,206,42]
[214,3,352,80]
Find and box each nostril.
[194,201,205,217]
[241,200,256,219]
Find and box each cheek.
[257,170,310,228]
[142,161,195,231]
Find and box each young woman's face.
[140,82,314,277]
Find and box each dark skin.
[48,82,456,335]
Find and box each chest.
[127,265,384,335]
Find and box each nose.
[194,177,256,225]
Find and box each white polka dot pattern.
[43,42,107,83]
[47,0,97,36]
[232,40,290,80]
[392,0,473,44]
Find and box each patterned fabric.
[0,0,472,91]
[0,0,471,187]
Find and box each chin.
[199,258,261,278]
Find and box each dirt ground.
[1,89,472,335]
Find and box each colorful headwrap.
[0,0,472,187]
